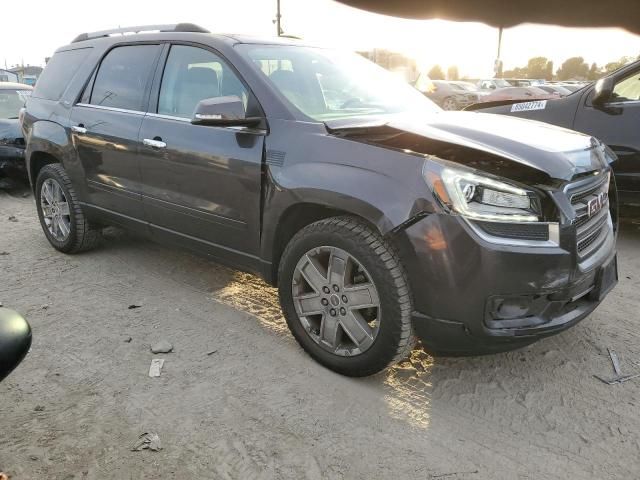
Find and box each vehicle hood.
[0,119,24,147]
[326,111,610,183]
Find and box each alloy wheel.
[292,246,381,356]
[40,178,71,242]
[443,97,457,110]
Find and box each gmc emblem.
[587,191,608,217]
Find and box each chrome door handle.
[71,125,87,134]
[143,138,167,149]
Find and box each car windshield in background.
[454,82,477,91]
[239,45,440,121]
[0,89,31,119]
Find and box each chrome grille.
[567,173,611,259]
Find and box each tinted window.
[32,48,92,100]
[158,45,248,118]
[90,45,159,111]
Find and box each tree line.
[428,55,639,81]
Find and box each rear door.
[137,44,265,267]
[573,66,640,206]
[70,44,162,225]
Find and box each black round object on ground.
[0,308,32,383]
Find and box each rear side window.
[32,48,92,100]
[89,45,160,111]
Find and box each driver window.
[158,45,248,118]
[611,72,640,103]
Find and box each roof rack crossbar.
[71,23,209,43]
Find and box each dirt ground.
[1,178,639,480]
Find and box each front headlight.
[426,165,541,223]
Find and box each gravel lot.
[1,179,639,480]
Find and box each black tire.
[35,164,101,253]
[278,216,415,377]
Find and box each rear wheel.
[35,164,101,253]
[278,216,415,376]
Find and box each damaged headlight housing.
[426,165,541,223]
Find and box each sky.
[2,0,640,77]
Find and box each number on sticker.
[511,100,547,112]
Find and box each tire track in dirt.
[1,189,639,479]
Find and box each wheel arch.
[260,156,432,285]
[25,120,74,190]
[29,151,62,191]
[263,198,389,286]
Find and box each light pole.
[276,0,283,36]
[495,26,503,78]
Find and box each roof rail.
[71,23,209,43]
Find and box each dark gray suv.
[22,24,618,376]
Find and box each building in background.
[0,69,19,83]
[8,66,43,86]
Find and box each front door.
[138,44,265,268]
[70,44,161,224]
[574,66,640,206]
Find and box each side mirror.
[0,308,32,383]
[191,96,261,127]
[593,77,614,106]
[489,84,496,90]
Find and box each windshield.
[494,79,512,87]
[0,89,30,119]
[239,45,440,121]
[454,82,477,91]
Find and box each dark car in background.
[22,24,617,376]
[471,60,640,208]
[0,82,32,178]
[422,80,481,110]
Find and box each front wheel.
[278,216,415,377]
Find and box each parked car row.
[0,82,32,178]
[415,76,587,111]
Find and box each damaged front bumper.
[0,145,26,175]
[397,212,617,355]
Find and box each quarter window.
[32,48,92,101]
[158,45,248,118]
[89,45,160,111]
[612,72,640,103]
